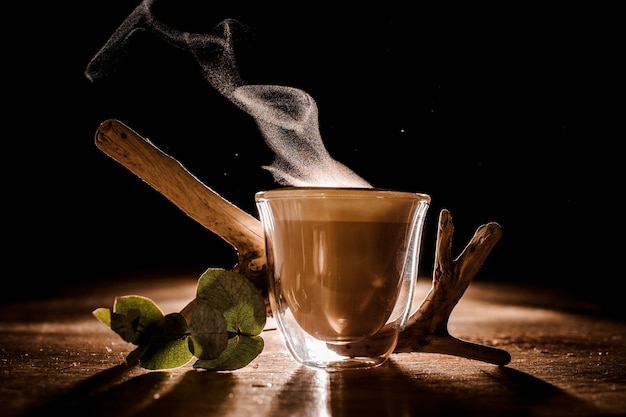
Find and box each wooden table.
[1,271,624,417]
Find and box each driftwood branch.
[94,118,511,365]
[331,209,511,365]
[94,119,268,313]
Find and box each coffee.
[269,219,409,343]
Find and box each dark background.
[6,3,621,309]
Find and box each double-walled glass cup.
[255,187,430,370]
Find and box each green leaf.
[193,334,264,371]
[110,310,141,343]
[188,303,228,360]
[114,295,164,324]
[92,307,111,327]
[113,295,165,345]
[192,268,267,370]
[196,268,266,336]
[126,343,149,367]
[132,313,193,370]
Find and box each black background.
[6,2,621,308]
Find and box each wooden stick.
[94,119,267,291]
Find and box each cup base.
[281,325,400,371]
[298,355,391,371]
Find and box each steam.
[86,0,371,188]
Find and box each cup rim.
[255,187,431,202]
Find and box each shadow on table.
[273,362,606,417]
[19,364,236,417]
[19,361,605,417]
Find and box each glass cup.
[255,187,430,370]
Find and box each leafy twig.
[93,269,266,371]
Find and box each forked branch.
[397,209,510,364]
[330,209,510,365]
